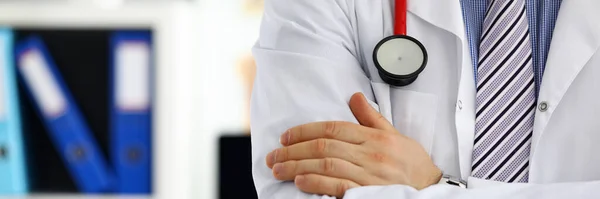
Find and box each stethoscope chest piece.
[373,35,428,87]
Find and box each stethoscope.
[373,0,428,87]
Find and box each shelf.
[3,194,150,199]
[0,1,194,28]
[0,2,203,198]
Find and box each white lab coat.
[250,0,600,198]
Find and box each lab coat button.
[539,102,548,112]
[457,100,463,110]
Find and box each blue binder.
[15,36,115,193]
[110,31,152,194]
[0,28,28,194]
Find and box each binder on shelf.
[0,28,28,194]
[15,36,115,193]
[110,31,153,194]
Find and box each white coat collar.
[531,0,600,159]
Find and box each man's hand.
[265,92,442,198]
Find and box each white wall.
[192,0,262,198]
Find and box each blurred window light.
[92,0,123,8]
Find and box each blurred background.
[0,0,261,198]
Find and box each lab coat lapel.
[407,0,465,42]
[408,0,476,179]
[532,0,600,156]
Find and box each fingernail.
[272,149,278,163]
[280,131,288,145]
[357,92,366,100]
[295,175,305,184]
[273,163,283,175]
[266,152,273,165]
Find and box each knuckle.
[336,181,351,196]
[321,158,336,173]
[372,165,394,179]
[299,175,319,190]
[370,152,388,163]
[324,121,341,139]
[279,148,288,161]
[286,161,297,172]
[287,161,298,173]
[295,125,304,142]
[312,139,328,156]
[275,161,296,179]
[371,132,392,143]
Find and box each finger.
[266,139,365,168]
[281,121,372,146]
[295,174,360,198]
[272,158,369,184]
[349,92,395,131]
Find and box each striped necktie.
[471,0,536,183]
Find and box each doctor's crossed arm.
[251,0,445,197]
[250,0,421,197]
[266,93,442,198]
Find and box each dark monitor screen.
[219,134,258,199]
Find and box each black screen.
[219,134,258,199]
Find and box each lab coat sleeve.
[250,0,376,198]
[343,177,600,199]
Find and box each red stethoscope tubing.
[394,0,407,35]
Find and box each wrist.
[417,166,442,190]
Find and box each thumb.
[349,92,394,131]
